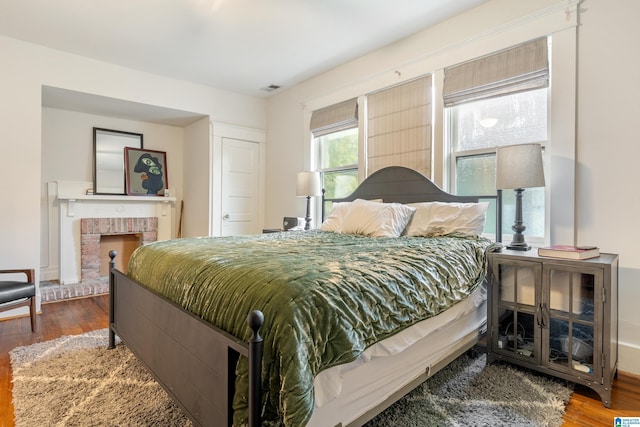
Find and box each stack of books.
[537,245,600,260]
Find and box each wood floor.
[0,295,638,426]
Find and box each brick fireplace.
[80,217,158,281]
[55,181,175,285]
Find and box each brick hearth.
[80,217,158,281]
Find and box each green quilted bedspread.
[127,230,494,426]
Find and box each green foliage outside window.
[319,128,358,169]
[318,128,358,199]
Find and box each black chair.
[0,269,36,332]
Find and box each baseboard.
[40,266,59,282]
[0,306,30,321]
[618,341,640,376]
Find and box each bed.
[107,166,500,427]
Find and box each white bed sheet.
[308,283,487,427]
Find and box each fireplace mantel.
[56,181,175,285]
[58,194,176,217]
[59,194,176,201]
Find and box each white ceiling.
[1,0,487,99]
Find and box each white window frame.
[440,32,576,247]
[314,127,359,197]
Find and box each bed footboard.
[107,251,263,427]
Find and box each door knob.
[223,213,230,220]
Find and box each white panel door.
[221,138,260,236]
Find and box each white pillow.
[340,199,416,238]
[403,201,489,237]
[320,199,383,232]
[320,202,351,232]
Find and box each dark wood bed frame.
[108,166,500,427]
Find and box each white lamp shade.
[296,171,322,197]
[495,143,545,190]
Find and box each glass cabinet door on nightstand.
[488,252,618,408]
[491,259,542,364]
[542,264,601,378]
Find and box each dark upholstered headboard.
[334,166,480,204]
[324,166,502,241]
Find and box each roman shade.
[366,75,432,177]
[310,98,358,137]
[443,37,549,107]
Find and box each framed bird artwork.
[125,147,168,196]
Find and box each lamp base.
[304,195,312,231]
[506,188,531,251]
[506,242,531,251]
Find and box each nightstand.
[486,249,618,407]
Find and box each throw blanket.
[127,231,493,426]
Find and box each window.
[310,99,359,214]
[449,89,548,238]
[317,127,359,200]
[444,37,549,241]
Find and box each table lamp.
[495,143,545,250]
[296,171,322,230]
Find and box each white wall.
[0,37,42,296]
[182,117,211,237]
[40,107,185,281]
[577,0,640,374]
[265,0,640,374]
[0,34,266,317]
[265,0,576,228]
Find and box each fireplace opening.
[99,234,141,276]
[81,217,158,282]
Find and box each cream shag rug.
[10,329,572,427]
[10,330,190,427]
